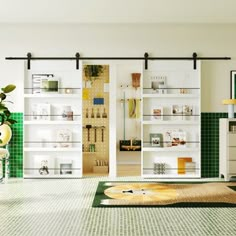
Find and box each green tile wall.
[201,112,227,177]
[4,112,228,178]
[4,113,23,177]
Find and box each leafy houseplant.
[0,84,17,143]
[83,65,104,83]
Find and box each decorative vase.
[0,124,12,146]
[131,73,141,90]
[61,106,73,121]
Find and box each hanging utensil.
[86,124,92,141]
[94,126,97,142]
[96,108,101,118]
[101,126,105,142]
[102,108,107,118]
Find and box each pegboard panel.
[82,65,109,174]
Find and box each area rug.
[92,181,236,207]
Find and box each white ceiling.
[0,0,236,24]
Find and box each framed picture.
[55,129,72,148]
[150,133,163,147]
[164,131,172,147]
[171,130,187,147]
[56,158,74,175]
[172,105,182,120]
[230,70,236,99]
[41,78,59,93]
[151,76,167,94]
[34,155,54,176]
[32,74,54,94]
[182,105,193,120]
[31,103,51,121]
[151,107,163,120]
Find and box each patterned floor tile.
[0,177,236,236]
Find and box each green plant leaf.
[4,109,11,117]
[0,93,6,100]
[0,113,5,125]
[0,139,2,144]
[0,104,7,112]
[6,118,17,125]
[1,84,16,93]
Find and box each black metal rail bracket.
[5,52,231,71]
[75,52,80,70]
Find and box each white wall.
[0,23,236,112]
[0,60,24,112]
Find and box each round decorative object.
[65,88,73,94]
[0,124,12,146]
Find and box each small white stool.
[0,148,9,183]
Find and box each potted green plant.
[0,84,17,145]
[83,65,104,83]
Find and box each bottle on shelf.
[61,106,73,121]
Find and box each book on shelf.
[172,105,193,120]
[151,107,163,120]
[164,130,187,147]
[178,157,192,174]
[31,103,51,121]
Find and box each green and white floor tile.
[0,176,236,236]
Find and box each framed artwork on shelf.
[31,103,51,121]
[34,155,54,176]
[56,158,74,175]
[150,133,163,147]
[230,70,236,99]
[171,130,187,147]
[31,74,54,94]
[164,131,172,147]
[151,76,167,94]
[55,129,73,148]
[41,77,59,93]
[182,105,193,120]
[172,105,182,120]
[151,107,163,120]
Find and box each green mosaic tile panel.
[201,112,227,177]
[3,113,23,178]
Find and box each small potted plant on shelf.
[0,84,17,145]
[83,65,104,84]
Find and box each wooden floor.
[83,164,141,177]
[117,164,141,177]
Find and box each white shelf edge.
[142,94,199,98]
[24,175,82,179]
[142,174,201,178]
[24,148,81,152]
[24,121,81,125]
[24,94,81,98]
[142,147,199,152]
[142,121,199,125]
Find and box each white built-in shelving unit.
[23,61,83,178]
[141,61,201,178]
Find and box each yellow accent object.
[0,124,12,146]
[82,89,89,100]
[222,99,236,105]
[178,157,192,174]
[128,99,140,118]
